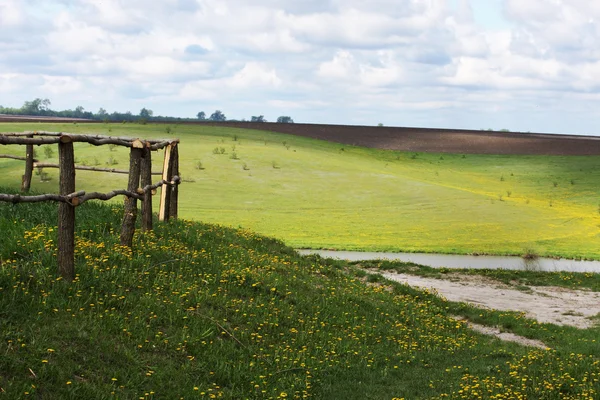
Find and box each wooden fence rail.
[0,131,181,281]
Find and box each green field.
[1,122,599,259]
[2,197,600,399]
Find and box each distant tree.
[209,110,226,121]
[140,108,153,118]
[74,106,85,118]
[251,115,266,122]
[276,116,294,123]
[21,98,51,115]
[377,123,384,127]
[500,128,510,132]
[96,108,108,118]
[197,111,206,120]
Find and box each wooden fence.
[0,131,181,281]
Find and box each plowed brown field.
[3,116,599,155]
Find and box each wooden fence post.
[58,136,75,281]
[21,135,34,192]
[140,144,153,231]
[168,144,179,220]
[120,141,143,247]
[158,144,173,222]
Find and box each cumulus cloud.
[0,0,599,133]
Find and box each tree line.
[0,98,294,124]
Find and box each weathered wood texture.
[21,137,34,192]
[1,132,178,150]
[33,162,162,175]
[0,154,39,162]
[140,146,153,231]
[158,144,174,222]
[168,144,179,220]
[119,147,142,247]
[58,140,76,281]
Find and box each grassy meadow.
[2,196,600,399]
[1,122,599,259]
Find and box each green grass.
[1,122,600,259]
[2,193,600,399]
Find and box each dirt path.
[379,271,600,329]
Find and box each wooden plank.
[158,144,173,222]
[58,141,76,281]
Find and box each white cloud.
[0,0,599,134]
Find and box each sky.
[1,0,600,134]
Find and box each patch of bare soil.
[379,271,600,329]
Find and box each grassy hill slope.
[1,122,599,259]
[2,195,600,399]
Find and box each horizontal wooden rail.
[33,162,162,175]
[0,133,178,150]
[0,154,39,162]
[0,176,180,205]
[4,131,178,144]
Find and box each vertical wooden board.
[58,141,75,281]
[158,144,173,222]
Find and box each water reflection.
[296,249,600,273]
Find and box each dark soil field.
[202,121,600,156]
[3,115,599,155]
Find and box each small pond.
[296,249,600,273]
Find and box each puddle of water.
[296,250,600,273]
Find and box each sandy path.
[379,271,600,329]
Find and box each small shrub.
[242,163,249,170]
[506,190,512,197]
[461,154,466,159]
[233,135,238,141]
[439,156,444,160]
[195,161,204,170]
[219,147,226,154]
[93,157,100,166]
[549,200,553,207]
[410,154,417,160]
[272,161,280,169]
[212,147,220,154]
[43,146,54,159]
[498,194,504,202]
[230,151,239,160]
[553,181,558,187]
[107,156,118,166]
[571,179,575,185]
[525,199,530,204]
[109,144,117,152]
[165,126,172,134]
[500,175,505,182]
